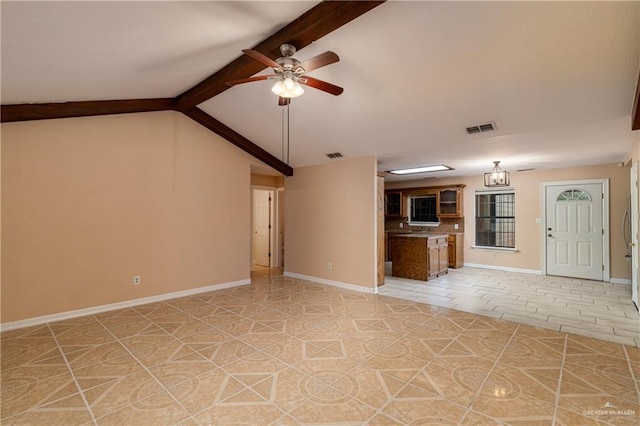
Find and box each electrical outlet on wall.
[327,262,333,270]
[133,276,141,285]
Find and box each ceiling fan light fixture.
[272,76,304,98]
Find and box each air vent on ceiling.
[516,168,534,172]
[326,152,343,159]
[466,121,496,134]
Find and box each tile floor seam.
[459,322,522,424]
[159,297,296,364]
[91,316,198,425]
[46,323,98,426]
[623,346,640,403]
[163,294,394,422]
[551,334,568,425]
[279,308,445,424]
[383,314,485,424]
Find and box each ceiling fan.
[226,44,344,106]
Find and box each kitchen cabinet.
[437,187,463,218]
[385,232,390,261]
[428,236,449,279]
[448,233,464,269]
[385,191,404,217]
[390,234,448,281]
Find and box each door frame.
[541,178,610,282]
[251,185,278,268]
[630,162,639,310]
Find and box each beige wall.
[285,157,377,288]
[386,163,631,281]
[2,111,253,323]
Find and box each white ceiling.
[2,1,639,181]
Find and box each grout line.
[46,323,99,426]
[92,315,199,425]
[551,334,568,425]
[163,286,375,422]
[623,345,640,402]
[459,322,521,423]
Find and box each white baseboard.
[610,278,631,285]
[464,263,631,285]
[283,271,376,294]
[0,278,251,332]
[463,263,542,276]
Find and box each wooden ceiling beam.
[0,98,174,123]
[181,107,293,176]
[632,70,640,131]
[174,1,386,110]
[1,1,386,176]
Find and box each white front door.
[545,183,603,281]
[253,190,271,267]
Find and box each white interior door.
[253,189,271,267]
[545,183,603,281]
[631,163,639,310]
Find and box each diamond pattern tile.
[1,266,638,425]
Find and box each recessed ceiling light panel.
[389,165,453,175]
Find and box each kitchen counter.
[389,233,449,281]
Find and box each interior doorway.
[252,189,272,267]
[542,179,609,281]
[251,186,283,270]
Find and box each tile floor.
[381,264,640,348]
[1,267,639,425]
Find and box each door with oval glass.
[545,182,604,280]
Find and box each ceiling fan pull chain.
[286,104,291,169]
[281,103,291,177]
[281,105,286,177]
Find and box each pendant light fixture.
[484,161,510,187]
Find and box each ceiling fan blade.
[299,76,344,96]
[297,51,339,73]
[278,97,291,106]
[242,49,281,70]
[226,75,275,87]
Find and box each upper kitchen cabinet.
[385,191,404,217]
[437,186,464,218]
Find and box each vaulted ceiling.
[2,1,640,181]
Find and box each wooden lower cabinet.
[390,234,449,281]
[391,237,428,280]
[428,236,448,279]
[448,233,464,268]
